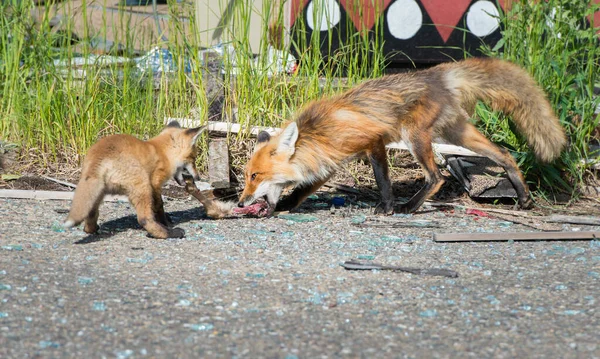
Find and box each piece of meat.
[184,177,270,218]
[231,201,270,217]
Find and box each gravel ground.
[0,194,599,358]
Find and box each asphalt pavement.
[0,196,598,358]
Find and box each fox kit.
[238,58,566,214]
[64,121,205,238]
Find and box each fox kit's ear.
[277,122,298,157]
[186,126,206,145]
[167,121,181,128]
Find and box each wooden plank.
[0,190,128,202]
[208,138,231,189]
[164,118,484,157]
[543,214,600,226]
[434,231,600,242]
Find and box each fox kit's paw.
[374,202,394,215]
[84,223,99,234]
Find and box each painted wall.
[290,0,600,63]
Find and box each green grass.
[0,0,386,170]
[480,0,600,197]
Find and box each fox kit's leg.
[152,190,170,226]
[368,138,394,214]
[398,129,445,214]
[83,194,105,233]
[276,176,332,212]
[445,121,532,208]
[129,185,184,239]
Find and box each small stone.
[350,215,366,224]
[39,340,61,349]
[78,277,94,285]
[419,309,438,317]
[92,301,106,311]
[184,323,214,331]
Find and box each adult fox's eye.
[251,173,257,181]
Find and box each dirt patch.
[2,148,599,216]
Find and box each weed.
[481,0,600,196]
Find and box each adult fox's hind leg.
[369,137,394,214]
[444,121,532,208]
[397,129,445,214]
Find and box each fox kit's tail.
[445,58,566,162]
[63,176,105,228]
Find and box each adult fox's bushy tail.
[443,58,566,162]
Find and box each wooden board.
[434,231,600,242]
[0,190,128,202]
[165,118,483,157]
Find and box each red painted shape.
[497,0,506,11]
[338,0,392,32]
[291,0,311,27]
[593,0,600,35]
[420,0,472,42]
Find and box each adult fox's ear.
[257,131,271,143]
[186,126,207,144]
[277,122,298,157]
[167,121,181,128]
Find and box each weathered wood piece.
[0,189,127,202]
[341,260,459,278]
[208,138,231,189]
[434,231,600,242]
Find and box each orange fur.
[64,122,205,238]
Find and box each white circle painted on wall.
[387,0,423,40]
[466,0,500,37]
[306,0,342,32]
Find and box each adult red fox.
[64,121,205,238]
[238,58,566,214]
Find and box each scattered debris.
[434,231,600,242]
[543,214,600,226]
[485,212,562,231]
[353,216,440,228]
[208,138,231,189]
[40,175,77,189]
[465,208,491,217]
[277,213,318,223]
[445,155,518,201]
[341,260,459,278]
[135,47,191,74]
[427,202,541,216]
